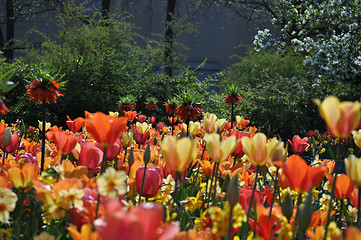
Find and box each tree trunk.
[4,0,15,62]
[102,0,111,19]
[164,0,176,77]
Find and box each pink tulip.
[288,135,309,153]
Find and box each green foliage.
[3,13,211,126]
[218,51,329,140]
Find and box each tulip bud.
[20,121,26,138]
[143,142,151,165]
[1,127,12,148]
[298,189,313,236]
[223,173,231,193]
[122,132,133,149]
[128,147,135,169]
[282,193,294,221]
[226,175,239,207]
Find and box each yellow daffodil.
[204,133,237,163]
[315,96,361,139]
[96,167,127,198]
[160,135,198,172]
[0,188,18,223]
[241,132,278,166]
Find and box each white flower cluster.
[253,0,361,82]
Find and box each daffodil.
[97,167,127,198]
[0,188,18,223]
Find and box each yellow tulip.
[203,113,227,133]
[241,132,278,166]
[352,130,361,149]
[188,121,201,137]
[204,133,237,163]
[136,122,151,135]
[314,96,361,139]
[38,120,51,132]
[108,111,119,117]
[344,154,361,187]
[160,135,198,172]
[122,131,134,148]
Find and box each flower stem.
[246,166,259,219]
[231,103,234,129]
[268,168,279,221]
[40,102,46,172]
[138,164,147,204]
[357,187,361,227]
[228,206,234,240]
[100,147,108,174]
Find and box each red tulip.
[288,135,309,153]
[229,130,251,158]
[239,188,265,214]
[75,140,103,171]
[137,114,147,123]
[52,131,78,154]
[136,166,162,197]
[66,115,84,132]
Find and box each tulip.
[136,122,151,135]
[345,154,361,187]
[38,121,51,132]
[74,140,103,171]
[241,133,278,166]
[288,135,309,153]
[52,131,78,155]
[137,114,147,123]
[66,115,84,132]
[15,153,38,165]
[352,129,361,149]
[203,113,227,133]
[229,130,251,158]
[8,163,39,188]
[83,112,128,147]
[122,132,133,149]
[160,135,198,172]
[328,174,355,200]
[1,128,20,154]
[239,188,265,214]
[315,96,361,138]
[135,166,162,197]
[123,111,136,122]
[204,133,237,163]
[188,121,201,137]
[282,155,325,193]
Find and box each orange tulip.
[327,174,355,200]
[52,131,78,154]
[282,155,325,193]
[123,111,136,122]
[83,112,128,147]
[345,226,361,240]
[315,96,361,138]
[67,224,100,240]
[8,163,39,188]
